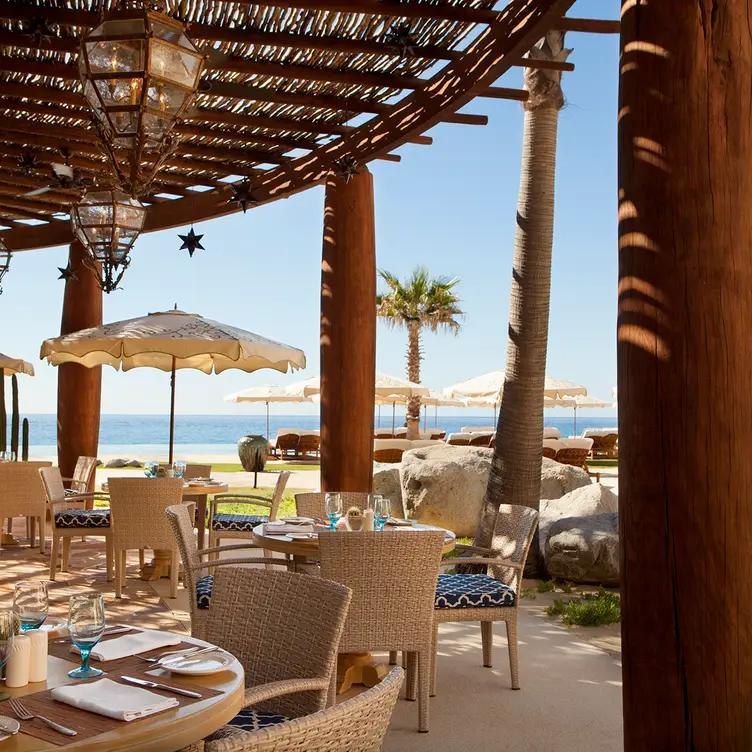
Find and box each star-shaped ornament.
[25,16,54,48]
[178,227,205,257]
[227,179,259,214]
[57,263,78,282]
[384,23,418,58]
[17,153,38,176]
[332,155,359,183]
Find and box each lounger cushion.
[54,509,110,529]
[435,573,515,609]
[209,710,289,742]
[196,575,213,609]
[211,513,269,532]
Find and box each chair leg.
[481,621,493,668]
[38,517,45,554]
[5,518,11,535]
[29,517,36,549]
[506,617,520,690]
[388,651,398,666]
[405,652,417,702]
[169,552,179,599]
[327,668,337,708]
[139,549,145,568]
[105,537,114,582]
[61,537,71,572]
[430,622,439,697]
[115,549,123,598]
[417,651,430,733]
[49,534,59,581]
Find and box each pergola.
[0,0,747,748]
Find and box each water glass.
[67,594,106,679]
[325,493,343,531]
[172,460,186,479]
[13,581,48,631]
[0,610,15,672]
[373,496,390,531]
[144,460,159,478]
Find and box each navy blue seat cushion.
[208,708,289,742]
[196,575,213,609]
[211,513,269,533]
[54,509,110,529]
[435,573,515,609]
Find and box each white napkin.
[264,523,314,535]
[51,678,179,721]
[70,629,181,662]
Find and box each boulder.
[400,445,493,536]
[544,512,619,585]
[539,483,618,543]
[104,458,142,468]
[540,457,591,499]
[372,463,405,517]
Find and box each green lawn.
[210,462,319,473]
[587,459,619,468]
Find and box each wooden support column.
[618,0,752,748]
[58,240,102,487]
[320,168,376,492]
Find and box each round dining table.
[0,635,244,752]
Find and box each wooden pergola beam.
[556,17,620,33]
[479,86,529,101]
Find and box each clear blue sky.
[3,0,618,420]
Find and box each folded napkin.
[264,523,314,535]
[70,629,181,662]
[51,678,178,721]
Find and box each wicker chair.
[318,530,444,733]
[469,434,492,447]
[62,455,98,498]
[208,472,290,549]
[192,567,352,746]
[432,504,538,693]
[276,434,299,458]
[39,466,113,581]
[108,477,185,599]
[373,448,404,464]
[591,433,618,459]
[447,435,469,446]
[297,435,320,458]
[294,491,371,521]
[542,446,557,460]
[204,666,404,752]
[0,462,52,551]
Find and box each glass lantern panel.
[110,110,140,136]
[115,203,146,230]
[89,18,146,38]
[86,40,143,75]
[150,20,184,46]
[95,77,142,108]
[142,112,170,143]
[149,40,201,88]
[83,226,114,245]
[146,83,188,115]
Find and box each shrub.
[545,588,621,627]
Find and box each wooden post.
[320,168,376,492]
[618,1,752,748]
[58,241,102,488]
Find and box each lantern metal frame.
[0,239,11,295]
[78,5,205,195]
[70,189,147,293]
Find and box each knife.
[120,675,202,699]
[53,626,133,644]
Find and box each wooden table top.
[252,522,457,558]
[0,636,244,752]
[101,482,229,497]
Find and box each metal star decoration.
[178,227,205,257]
[25,17,55,48]
[332,155,359,183]
[57,263,78,282]
[17,153,38,176]
[384,23,418,58]
[227,179,258,214]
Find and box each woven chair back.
[489,504,539,589]
[71,456,97,490]
[0,462,52,518]
[318,530,444,653]
[108,478,184,550]
[373,448,404,464]
[203,567,352,718]
[39,466,83,522]
[554,448,589,468]
[297,435,320,454]
[165,503,202,595]
[277,434,299,452]
[542,446,557,460]
[447,436,469,446]
[295,491,371,521]
[184,464,212,479]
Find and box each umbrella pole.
[266,401,270,440]
[423,405,427,432]
[168,357,176,465]
[573,406,577,437]
[434,405,438,428]
[392,403,396,435]
[377,405,381,428]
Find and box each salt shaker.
[5,633,30,688]
[363,508,375,532]
[28,629,48,683]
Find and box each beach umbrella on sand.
[224,384,312,440]
[0,354,34,376]
[444,370,587,403]
[557,394,612,436]
[41,309,306,463]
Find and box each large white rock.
[540,457,591,499]
[539,483,618,543]
[372,463,405,517]
[400,445,493,536]
[544,512,619,585]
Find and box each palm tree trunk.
[475,32,569,570]
[406,321,421,439]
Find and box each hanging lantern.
[70,190,146,293]
[0,239,11,295]
[78,3,204,194]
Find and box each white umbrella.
[286,372,429,400]
[444,370,587,402]
[0,354,34,377]
[224,384,313,440]
[41,309,306,462]
[557,394,612,436]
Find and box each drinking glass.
[325,493,343,531]
[67,594,106,679]
[13,581,48,631]
[144,460,158,478]
[172,460,186,479]
[373,496,390,531]
[0,610,15,673]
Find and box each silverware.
[53,625,132,644]
[0,716,19,735]
[133,645,203,663]
[120,676,202,699]
[9,699,77,737]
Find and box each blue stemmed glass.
[373,496,390,531]
[67,593,106,679]
[144,460,159,478]
[325,493,342,531]
[172,460,186,479]
[13,581,48,632]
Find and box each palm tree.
[376,267,463,438]
[475,31,571,567]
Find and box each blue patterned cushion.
[435,574,515,609]
[211,513,268,532]
[196,575,213,609]
[228,707,288,732]
[54,509,110,529]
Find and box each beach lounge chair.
[373,448,404,463]
[277,433,300,458]
[469,434,492,447]
[298,434,320,458]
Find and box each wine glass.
[373,496,390,531]
[325,493,342,531]
[67,593,106,679]
[172,460,186,479]
[0,610,15,673]
[144,460,158,478]
[13,581,48,631]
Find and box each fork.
[133,645,213,663]
[9,699,77,737]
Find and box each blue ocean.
[21,413,618,457]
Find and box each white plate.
[158,649,235,676]
[281,517,314,524]
[38,616,68,636]
[386,518,413,527]
[288,532,317,540]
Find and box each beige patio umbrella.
[0,354,34,376]
[445,370,587,402]
[224,384,313,440]
[557,394,612,436]
[41,309,306,463]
